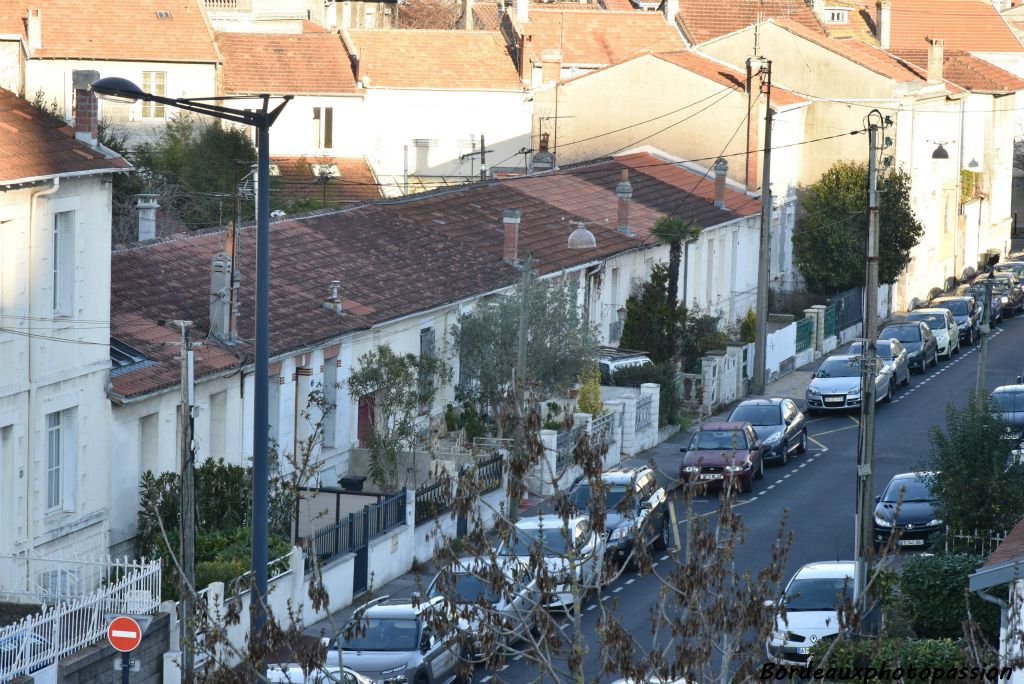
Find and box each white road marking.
[626,578,636,585]
[767,484,776,490]
[783,473,792,479]
[660,555,670,561]
[587,604,597,611]
[798,463,808,468]
[481,677,492,682]
[613,586,623,593]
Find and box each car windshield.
[935,300,969,316]
[882,477,934,503]
[993,283,1012,294]
[570,484,630,512]
[815,358,861,378]
[879,326,920,343]
[501,527,570,556]
[691,429,747,450]
[909,314,946,330]
[848,342,893,359]
[338,618,419,652]
[728,405,781,426]
[429,572,501,605]
[783,577,853,612]
[992,391,1024,413]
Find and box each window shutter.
[62,407,77,512]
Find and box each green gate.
[796,318,813,353]
[823,304,837,338]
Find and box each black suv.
[567,466,669,565]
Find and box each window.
[139,413,158,476]
[209,391,226,460]
[323,358,338,448]
[826,9,848,22]
[142,72,166,118]
[313,107,334,149]
[52,211,74,317]
[45,408,76,512]
[268,375,281,446]
[610,267,620,305]
[418,327,436,415]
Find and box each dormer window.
[826,8,850,23]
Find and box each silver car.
[424,557,538,662]
[847,339,910,388]
[497,514,606,610]
[805,354,894,412]
[331,597,463,684]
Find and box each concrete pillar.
[163,651,183,684]
[726,343,746,398]
[620,395,638,455]
[538,429,558,496]
[811,304,827,351]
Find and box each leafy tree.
[898,554,1000,640]
[679,308,730,373]
[793,162,924,293]
[619,263,685,363]
[649,216,699,310]
[346,343,452,491]
[608,361,681,427]
[922,392,1024,533]
[738,308,756,344]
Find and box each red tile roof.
[1,0,219,62]
[271,156,382,205]
[653,51,807,107]
[0,89,129,185]
[892,48,1024,92]
[676,0,825,45]
[110,151,745,399]
[986,517,1024,567]
[473,3,503,29]
[518,9,685,65]
[887,0,1024,52]
[342,29,523,90]
[217,31,358,95]
[600,0,636,11]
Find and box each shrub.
[577,363,603,416]
[809,637,967,678]
[609,362,680,427]
[899,553,1000,641]
[739,309,757,344]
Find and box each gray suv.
[333,597,463,684]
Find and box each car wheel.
[884,379,894,402]
[654,519,670,550]
[756,459,765,480]
[967,328,975,345]
[778,442,788,466]
[901,369,910,387]
[741,474,754,493]
[797,430,807,454]
[415,675,429,684]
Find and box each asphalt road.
[468,315,1024,683]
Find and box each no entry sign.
[107,616,143,653]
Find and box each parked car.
[847,339,911,388]
[727,398,807,466]
[990,276,1024,316]
[876,322,938,372]
[873,472,941,550]
[424,557,538,662]
[498,514,606,610]
[995,261,1024,280]
[567,466,670,565]
[931,296,981,345]
[267,665,372,684]
[598,346,653,384]
[906,308,960,359]
[330,597,463,684]
[991,384,1024,441]
[765,561,854,665]
[805,354,895,412]
[679,421,764,493]
[956,283,1003,324]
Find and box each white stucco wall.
[224,94,366,158]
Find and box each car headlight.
[1002,296,1010,304]
[725,464,748,472]
[959,321,969,329]
[847,387,861,397]
[935,330,947,340]
[609,524,634,541]
[929,519,943,527]
[763,431,783,444]
[909,350,923,359]
[807,386,821,396]
[683,466,700,473]
[874,513,893,528]
[772,629,789,643]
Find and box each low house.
[968,517,1024,682]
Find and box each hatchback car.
[906,308,960,359]
[567,466,670,564]
[847,339,910,388]
[805,354,895,412]
[992,384,1024,441]
[931,296,981,345]
[956,283,1003,324]
[873,472,941,550]
[766,561,854,665]
[498,514,605,610]
[727,398,806,466]
[679,421,764,493]
[990,276,1024,316]
[877,322,938,372]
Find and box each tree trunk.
[667,240,681,310]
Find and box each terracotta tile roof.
[985,517,1024,567]
[302,18,331,32]
[217,31,358,95]
[473,3,503,29]
[0,89,129,185]
[342,29,523,89]
[518,9,685,65]
[676,0,825,45]
[1,0,219,62]
[110,150,747,399]
[892,48,1024,91]
[653,51,807,107]
[821,0,878,42]
[887,0,1024,52]
[271,156,382,205]
[600,0,636,10]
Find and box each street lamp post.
[90,78,290,669]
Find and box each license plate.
[825,397,843,404]
[797,647,810,655]
[700,474,722,480]
[898,538,925,546]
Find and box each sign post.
[107,616,143,684]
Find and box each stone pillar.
[726,343,746,398]
[538,429,559,496]
[811,304,827,352]
[701,354,719,413]
[620,394,638,455]
[804,308,820,359]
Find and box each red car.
[679,421,765,493]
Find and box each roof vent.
[322,280,344,314]
[156,10,172,18]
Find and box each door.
[352,506,369,595]
[357,394,375,448]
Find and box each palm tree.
[650,216,699,311]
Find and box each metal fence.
[223,552,294,599]
[795,318,814,353]
[635,395,653,433]
[829,286,863,331]
[371,491,408,537]
[555,424,587,472]
[823,303,837,338]
[0,559,161,680]
[309,491,408,564]
[591,411,616,447]
[475,453,504,494]
[415,480,453,526]
[943,528,1007,555]
[0,550,155,607]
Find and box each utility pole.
[750,56,773,395]
[854,110,886,628]
[226,168,243,343]
[460,134,494,182]
[173,320,196,682]
[510,252,532,523]
[976,274,994,395]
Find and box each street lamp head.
[567,222,597,249]
[89,76,146,103]
[931,143,950,160]
[968,157,980,169]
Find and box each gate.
[352,506,370,596]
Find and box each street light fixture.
[90,77,290,671]
[567,222,597,249]
[932,143,950,160]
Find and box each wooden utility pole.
[510,254,532,523]
[173,320,196,682]
[750,56,773,395]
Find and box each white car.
[498,514,606,609]
[765,561,854,665]
[266,664,372,684]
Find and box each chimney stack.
[616,170,634,236]
[927,37,944,83]
[136,194,159,241]
[811,0,825,20]
[503,208,522,261]
[322,280,344,314]
[876,0,891,49]
[462,0,474,29]
[209,252,232,339]
[662,0,678,24]
[26,9,41,50]
[713,157,728,209]
[516,0,528,24]
[73,88,98,147]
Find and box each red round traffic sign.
[107,616,143,653]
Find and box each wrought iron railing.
[795,318,814,353]
[415,480,453,526]
[475,453,504,493]
[635,395,653,433]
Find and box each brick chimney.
[136,194,159,241]
[616,170,634,236]
[713,157,728,209]
[209,252,232,339]
[74,88,98,147]
[516,0,528,24]
[876,0,891,49]
[927,37,944,83]
[503,209,522,261]
[540,49,562,85]
[355,48,370,87]
[462,0,474,29]
[662,0,678,24]
[26,9,41,50]
[322,280,344,314]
